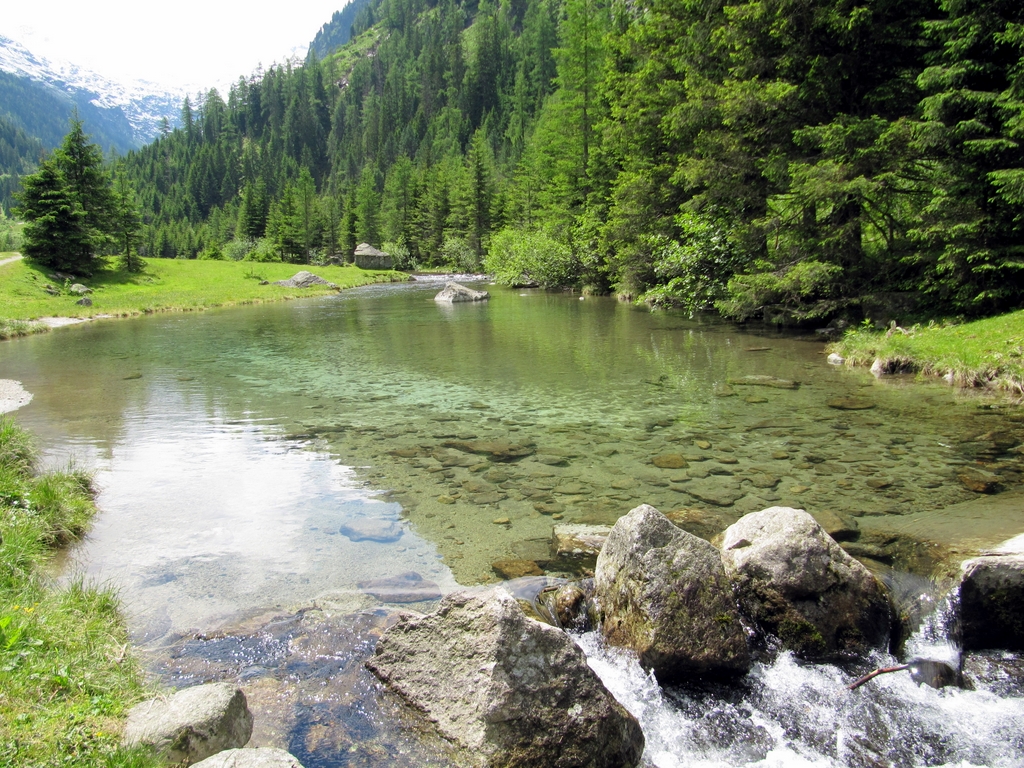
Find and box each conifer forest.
[113,0,1024,321]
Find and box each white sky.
[2,1,348,93]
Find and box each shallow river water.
[2,277,1023,766]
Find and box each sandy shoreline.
[0,379,33,414]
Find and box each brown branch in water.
[848,664,909,690]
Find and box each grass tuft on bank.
[0,417,160,767]
[830,310,1024,395]
[0,255,409,325]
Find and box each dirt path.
[0,254,23,268]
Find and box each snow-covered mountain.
[0,34,184,149]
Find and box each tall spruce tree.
[15,157,93,274]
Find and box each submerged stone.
[826,396,876,411]
[357,571,443,603]
[727,375,799,390]
[492,559,544,579]
[339,519,403,543]
[652,453,688,469]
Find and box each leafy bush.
[197,245,224,261]
[382,240,415,270]
[223,238,256,261]
[637,214,742,314]
[718,260,843,322]
[242,237,282,263]
[439,236,479,271]
[484,228,578,288]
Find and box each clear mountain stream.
[3,277,1022,766]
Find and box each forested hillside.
[120,0,1024,322]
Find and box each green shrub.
[484,228,579,288]
[439,235,479,271]
[242,237,282,263]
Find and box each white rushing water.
[575,632,1024,768]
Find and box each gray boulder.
[272,271,339,289]
[959,552,1024,651]
[434,282,490,303]
[122,682,253,764]
[720,507,890,659]
[366,589,644,768]
[192,748,305,767]
[69,283,91,294]
[594,504,750,680]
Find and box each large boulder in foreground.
[366,589,644,768]
[123,683,253,764]
[720,507,890,659]
[959,552,1024,651]
[594,504,750,680]
[193,748,305,767]
[434,282,490,303]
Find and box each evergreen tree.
[54,117,117,250]
[113,170,143,272]
[15,157,93,274]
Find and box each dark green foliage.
[114,0,1024,317]
[15,119,141,274]
[309,0,376,59]
[15,157,93,274]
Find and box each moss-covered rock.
[720,507,891,659]
[594,504,751,681]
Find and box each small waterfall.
[576,590,1024,768]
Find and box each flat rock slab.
[552,524,613,563]
[339,519,403,543]
[272,271,338,289]
[492,559,544,579]
[727,375,799,390]
[684,479,745,507]
[123,683,253,764]
[192,748,305,767]
[444,439,535,461]
[652,453,688,469]
[434,282,490,303]
[358,571,443,603]
[857,489,1024,557]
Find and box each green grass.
[0,417,161,767]
[830,310,1024,395]
[0,255,409,324]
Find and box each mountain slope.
[0,35,184,150]
[308,0,375,59]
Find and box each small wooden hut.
[354,243,393,270]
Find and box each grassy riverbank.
[830,310,1024,395]
[0,255,409,334]
[0,417,158,767]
